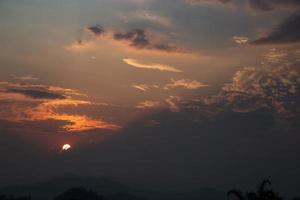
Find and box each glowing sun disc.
[62,144,71,151]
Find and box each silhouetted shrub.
[227,179,282,200]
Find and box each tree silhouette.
[227,179,282,200]
[54,187,104,200]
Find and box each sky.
[0,0,300,196]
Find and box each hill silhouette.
[0,174,225,200]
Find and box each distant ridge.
[0,174,225,200]
[0,174,130,200]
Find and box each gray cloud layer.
[248,0,300,11]
[188,0,300,11]
[252,14,300,45]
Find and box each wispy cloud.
[12,75,38,81]
[185,0,232,6]
[136,100,161,109]
[132,84,159,92]
[65,40,97,51]
[165,96,182,112]
[233,36,249,44]
[0,81,121,132]
[126,11,173,27]
[164,78,209,90]
[123,58,182,73]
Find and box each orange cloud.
[65,40,97,51]
[165,96,182,112]
[123,58,182,73]
[0,81,121,132]
[132,84,159,92]
[164,78,209,90]
[136,100,161,109]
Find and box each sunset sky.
[0,0,300,196]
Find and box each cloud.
[197,48,300,119]
[186,0,232,6]
[65,40,97,51]
[67,24,190,55]
[186,0,300,11]
[233,36,249,44]
[136,100,161,109]
[132,84,159,92]
[252,14,300,45]
[114,28,180,52]
[0,81,84,99]
[247,0,300,11]
[164,78,209,90]
[125,11,173,27]
[87,25,105,36]
[132,78,208,92]
[165,96,182,112]
[123,58,182,73]
[7,88,66,100]
[12,75,38,81]
[144,119,161,127]
[114,29,150,48]
[0,81,121,132]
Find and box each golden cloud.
[164,78,209,90]
[0,81,121,132]
[123,58,182,73]
[132,84,159,92]
[136,100,161,109]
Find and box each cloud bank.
[252,14,300,45]
[198,48,300,119]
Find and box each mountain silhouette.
[0,174,225,200]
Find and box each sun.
[62,144,71,151]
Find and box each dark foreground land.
[0,175,297,200]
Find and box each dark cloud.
[114,29,150,48]
[248,0,300,11]
[7,88,66,100]
[252,14,300,45]
[186,0,232,5]
[83,24,181,53]
[188,0,300,11]
[87,25,105,36]
[113,28,180,52]
[153,43,179,52]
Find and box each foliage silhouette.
[227,179,282,200]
